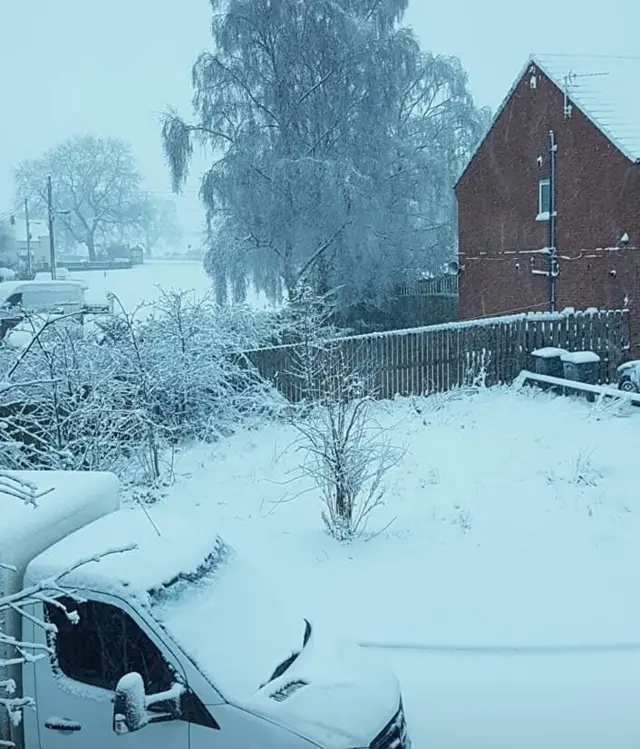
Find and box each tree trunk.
[85,234,97,262]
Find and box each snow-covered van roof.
[457,52,640,186]
[25,503,227,597]
[0,279,88,300]
[0,470,120,597]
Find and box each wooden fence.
[243,310,630,401]
[396,275,458,296]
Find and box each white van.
[0,280,88,316]
[0,471,410,749]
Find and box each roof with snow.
[458,53,640,185]
[533,53,640,163]
[0,471,120,589]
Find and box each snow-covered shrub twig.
[0,291,285,485]
[464,349,491,388]
[290,335,404,540]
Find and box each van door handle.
[44,717,82,732]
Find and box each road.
[370,647,640,748]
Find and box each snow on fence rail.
[242,309,630,401]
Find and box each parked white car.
[1,471,410,749]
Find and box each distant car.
[617,360,640,393]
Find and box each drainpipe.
[548,130,558,312]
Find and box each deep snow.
[153,385,640,747]
[66,259,271,312]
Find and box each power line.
[533,51,640,62]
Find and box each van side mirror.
[114,673,148,734]
[113,673,186,735]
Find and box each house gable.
[455,57,536,191]
[533,53,640,165]
[457,53,640,191]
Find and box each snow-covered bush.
[291,343,403,541]
[0,294,286,484]
[545,446,603,488]
[464,349,491,388]
[0,313,127,474]
[104,291,284,470]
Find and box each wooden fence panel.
[242,310,630,401]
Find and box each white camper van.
[0,471,410,749]
[0,280,88,316]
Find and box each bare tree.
[290,341,404,540]
[0,222,15,269]
[137,197,182,256]
[14,136,147,261]
[284,283,345,401]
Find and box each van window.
[44,597,174,694]
[44,597,219,729]
[4,293,22,308]
[21,288,81,310]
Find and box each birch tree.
[162,0,488,310]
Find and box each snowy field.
[154,386,640,748]
[66,259,271,312]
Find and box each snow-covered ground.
[155,386,640,748]
[66,259,271,312]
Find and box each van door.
[33,594,192,749]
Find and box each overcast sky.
[1,0,638,237]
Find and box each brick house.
[455,53,640,351]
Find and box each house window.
[537,179,550,221]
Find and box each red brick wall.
[456,60,640,352]
[459,247,640,354]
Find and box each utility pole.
[24,198,32,278]
[548,130,558,313]
[47,175,56,280]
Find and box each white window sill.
[536,212,550,222]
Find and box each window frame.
[537,178,551,221]
[43,594,219,730]
[4,292,22,308]
[44,596,176,695]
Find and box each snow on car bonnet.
[150,552,309,703]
